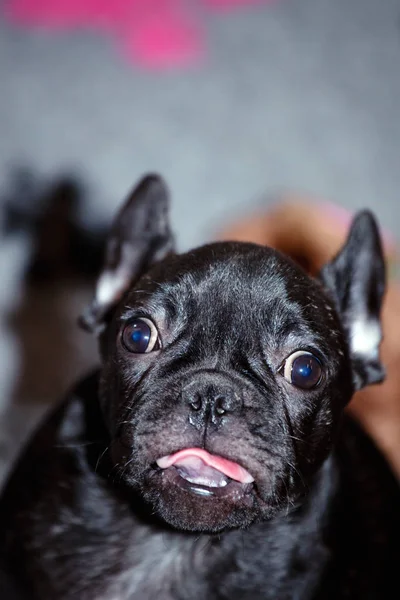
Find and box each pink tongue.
[156,448,254,484]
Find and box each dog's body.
[1,375,400,599]
[1,175,399,599]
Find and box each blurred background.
[0,0,400,485]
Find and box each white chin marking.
[350,318,381,358]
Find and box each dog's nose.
[182,374,242,429]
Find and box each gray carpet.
[0,0,400,484]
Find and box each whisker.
[286,460,307,491]
[278,475,291,517]
[95,443,111,473]
[118,457,135,479]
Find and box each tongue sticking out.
[156,448,254,488]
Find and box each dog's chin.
[140,465,258,532]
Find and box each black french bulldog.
[1,175,400,599]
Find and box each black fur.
[2,168,105,281]
[1,174,399,599]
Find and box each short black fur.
[1,174,399,599]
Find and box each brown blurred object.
[218,197,400,478]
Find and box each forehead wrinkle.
[124,245,329,334]
[138,258,293,332]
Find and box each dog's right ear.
[79,174,174,334]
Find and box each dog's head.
[81,175,386,533]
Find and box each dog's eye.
[121,318,160,354]
[282,351,322,389]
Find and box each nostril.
[183,381,242,423]
[189,394,202,412]
[214,395,227,416]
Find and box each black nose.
[182,372,242,430]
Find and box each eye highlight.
[282,351,322,390]
[121,318,160,354]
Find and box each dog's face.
[81,176,385,533]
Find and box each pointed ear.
[320,210,386,391]
[79,174,174,334]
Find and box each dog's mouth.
[156,448,255,498]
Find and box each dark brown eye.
[121,318,160,354]
[282,351,322,390]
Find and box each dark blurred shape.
[0,169,105,408]
[3,169,106,283]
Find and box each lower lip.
[159,466,254,499]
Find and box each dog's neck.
[211,456,336,598]
[113,454,336,600]
[90,426,336,596]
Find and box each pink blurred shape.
[6,0,203,68]
[4,0,277,69]
[125,12,203,70]
[204,0,269,8]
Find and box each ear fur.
[79,174,174,334]
[320,210,386,390]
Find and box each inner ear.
[320,210,386,391]
[79,174,174,334]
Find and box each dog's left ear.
[79,174,174,334]
[320,210,386,391]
